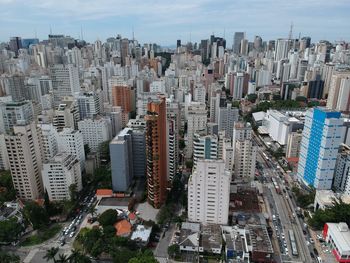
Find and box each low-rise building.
[323,222,350,263]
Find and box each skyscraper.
[145,97,167,208]
[5,75,26,102]
[297,108,343,189]
[233,32,245,54]
[275,39,290,61]
[9,37,22,56]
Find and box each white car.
[69,231,75,238]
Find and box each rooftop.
[326,222,350,252]
[114,219,132,236]
[201,224,222,251]
[130,225,152,243]
[248,225,273,254]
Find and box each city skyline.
[1,0,349,45]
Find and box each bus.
[288,230,298,256]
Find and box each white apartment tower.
[5,123,43,200]
[57,128,86,171]
[233,122,257,180]
[37,123,59,162]
[188,159,230,225]
[78,117,112,153]
[186,102,207,158]
[42,153,82,201]
[193,133,218,168]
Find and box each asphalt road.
[254,133,314,263]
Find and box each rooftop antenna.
[50,25,52,35]
[132,26,135,42]
[80,25,84,41]
[288,21,293,39]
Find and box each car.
[310,252,315,258]
[60,240,65,246]
[306,241,310,246]
[285,248,288,254]
[310,238,315,244]
[313,248,319,256]
[284,242,287,248]
[69,231,75,238]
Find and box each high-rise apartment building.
[42,153,82,201]
[233,122,257,180]
[76,91,102,120]
[326,72,350,111]
[57,128,86,171]
[9,37,22,56]
[0,100,34,134]
[50,64,80,103]
[5,75,26,102]
[186,102,207,158]
[218,103,239,139]
[5,123,43,200]
[286,130,303,158]
[193,133,218,168]
[297,108,343,189]
[53,98,80,132]
[333,144,350,196]
[188,159,230,224]
[145,97,167,208]
[37,123,59,162]
[78,117,112,153]
[166,99,180,182]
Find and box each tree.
[68,249,91,263]
[69,184,78,202]
[88,206,97,217]
[295,96,307,102]
[99,140,111,162]
[0,250,20,263]
[185,160,193,169]
[0,171,16,204]
[76,228,102,254]
[103,225,116,239]
[247,94,257,103]
[44,247,59,263]
[98,209,118,227]
[57,253,69,263]
[168,244,180,259]
[0,217,23,243]
[128,250,158,263]
[23,201,49,229]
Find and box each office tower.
[193,133,218,168]
[187,159,230,224]
[167,99,180,182]
[109,106,123,137]
[240,39,248,55]
[307,76,324,99]
[301,36,311,48]
[218,103,239,139]
[176,40,181,48]
[42,153,82,201]
[111,85,133,126]
[76,91,102,120]
[5,123,43,200]
[37,123,59,162]
[5,75,26,102]
[186,102,207,158]
[145,97,167,208]
[333,144,350,195]
[327,73,350,110]
[0,100,34,134]
[53,98,79,132]
[297,108,343,189]
[110,128,134,192]
[78,117,112,153]
[223,139,234,172]
[50,64,80,103]
[231,72,248,100]
[233,122,257,181]
[322,63,335,98]
[57,128,86,171]
[127,118,146,179]
[233,32,245,54]
[200,39,209,62]
[285,130,303,159]
[254,36,262,50]
[121,38,129,66]
[9,37,22,56]
[275,39,290,61]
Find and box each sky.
[0,0,349,46]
